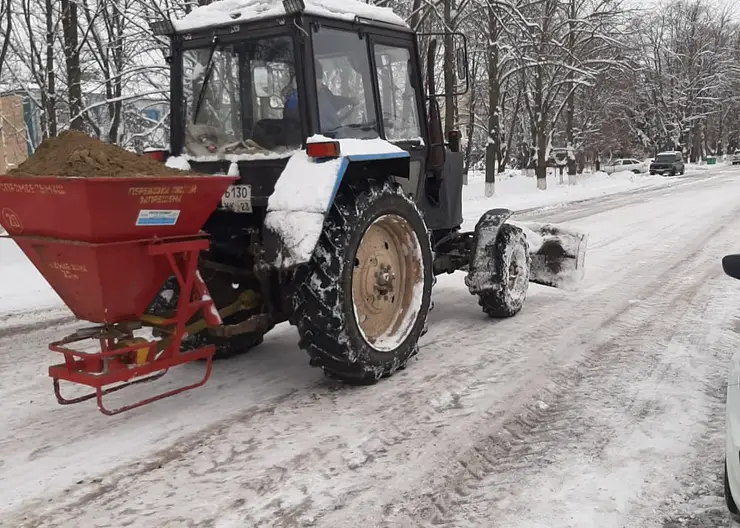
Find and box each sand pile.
[6,131,187,178]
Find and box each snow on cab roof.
[172,0,409,33]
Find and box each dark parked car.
[649,151,685,176]
[732,149,740,165]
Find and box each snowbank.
[0,241,63,316]
[173,0,408,33]
[463,169,670,216]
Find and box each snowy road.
[3,169,740,527]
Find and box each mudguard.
[464,209,589,294]
[464,208,514,295]
[263,139,410,269]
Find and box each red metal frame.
[48,237,218,416]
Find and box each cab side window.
[374,44,422,142]
[312,27,379,139]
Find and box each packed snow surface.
[173,0,409,32]
[1,164,740,527]
[2,164,740,526]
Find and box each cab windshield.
[182,36,300,158]
[655,154,677,163]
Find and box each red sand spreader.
[0,174,236,415]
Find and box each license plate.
[221,185,252,213]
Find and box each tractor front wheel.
[477,223,531,318]
[292,179,433,384]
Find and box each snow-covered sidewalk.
[0,236,64,318]
[465,165,704,211]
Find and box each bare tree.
[61,0,83,130]
[0,0,11,81]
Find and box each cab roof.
[172,0,409,33]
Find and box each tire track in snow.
[377,212,740,527]
[312,180,740,527]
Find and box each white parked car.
[724,254,740,523]
[732,150,740,166]
[602,158,646,174]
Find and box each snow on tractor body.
[0,0,588,417]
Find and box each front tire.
[292,178,433,384]
[477,224,531,318]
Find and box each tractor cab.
[139,0,590,400]
[154,0,464,226]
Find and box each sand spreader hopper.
[0,174,236,415]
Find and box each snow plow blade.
[517,222,588,291]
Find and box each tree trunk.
[501,89,521,173]
[45,0,57,137]
[61,0,83,131]
[565,0,577,179]
[485,7,500,197]
[0,0,12,82]
[463,53,478,178]
[443,0,456,133]
[108,7,124,144]
[409,0,423,29]
[535,66,547,189]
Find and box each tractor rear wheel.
[477,223,531,318]
[291,179,433,384]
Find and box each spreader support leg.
[47,236,221,415]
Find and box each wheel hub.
[352,214,423,351]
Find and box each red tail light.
[307,141,341,159]
[142,149,167,163]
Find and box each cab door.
[369,36,427,201]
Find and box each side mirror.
[722,254,740,280]
[418,31,469,97]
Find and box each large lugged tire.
[477,223,531,318]
[291,178,433,384]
